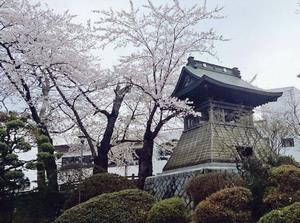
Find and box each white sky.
[30,0,300,90]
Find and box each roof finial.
[232,67,241,78]
[187,56,195,65]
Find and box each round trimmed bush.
[55,189,156,223]
[193,187,253,223]
[263,165,300,210]
[186,172,244,207]
[147,197,188,223]
[271,165,300,176]
[263,187,300,210]
[258,202,300,223]
[64,173,136,209]
[276,156,299,167]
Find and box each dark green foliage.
[258,202,300,223]
[37,151,55,160]
[147,197,188,223]
[186,171,244,207]
[193,187,253,223]
[63,172,137,209]
[25,161,37,170]
[6,119,25,130]
[275,156,299,167]
[0,142,9,151]
[35,134,58,191]
[13,190,66,223]
[39,142,55,153]
[263,165,300,210]
[237,156,272,220]
[37,136,55,161]
[55,189,156,223]
[0,197,14,223]
[0,114,32,223]
[37,135,51,144]
[16,139,31,152]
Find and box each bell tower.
[163,57,282,172]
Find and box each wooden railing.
[125,174,139,180]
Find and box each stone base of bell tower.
[144,162,237,207]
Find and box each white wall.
[259,86,300,162]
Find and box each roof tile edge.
[187,56,241,78]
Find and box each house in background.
[53,128,182,186]
[259,86,300,161]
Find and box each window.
[61,155,93,167]
[184,116,200,130]
[281,138,294,147]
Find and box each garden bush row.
[64,172,136,209]
[188,163,300,223]
[185,171,244,207]
[55,189,189,223]
[53,161,300,223]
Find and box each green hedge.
[55,189,156,223]
[258,202,300,223]
[186,171,244,207]
[263,165,300,210]
[193,187,253,223]
[147,197,188,223]
[12,191,66,223]
[275,156,299,167]
[64,173,136,209]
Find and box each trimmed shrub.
[263,165,300,210]
[193,187,253,223]
[276,156,299,167]
[263,187,300,210]
[13,190,66,223]
[186,171,244,206]
[64,172,136,209]
[258,202,300,223]
[271,164,300,176]
[147,197,188,223]
[55,189,156,223]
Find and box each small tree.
[256,113,293,156]
[0,113,31,223]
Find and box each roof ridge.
[187,57,241,78]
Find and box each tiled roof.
[163,122,271,171]
[185,65,279,95]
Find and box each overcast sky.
[30,0,300,90]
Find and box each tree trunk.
[36,161,46,190]
[36,126,58,191]
[18,76,58,191]
[0,196,14,223]
[137,131,154,189]
[44,158,58,191]
[95,116,116,172]
[93,152,108,173]
[94,85,130,173]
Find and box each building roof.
[172,58,282,107]
[54,144,70,153]
[163,122,271,172]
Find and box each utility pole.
[203,0,207,12]
[78,134,86,204]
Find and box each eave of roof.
[173,66,283,99]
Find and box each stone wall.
[144,167,236,208]
[144,169,207,208]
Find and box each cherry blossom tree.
[48,67,132,172]
[0,0,111,187]
[0,0,64,190]
[94,0,225,186]
[0,0,136,176]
